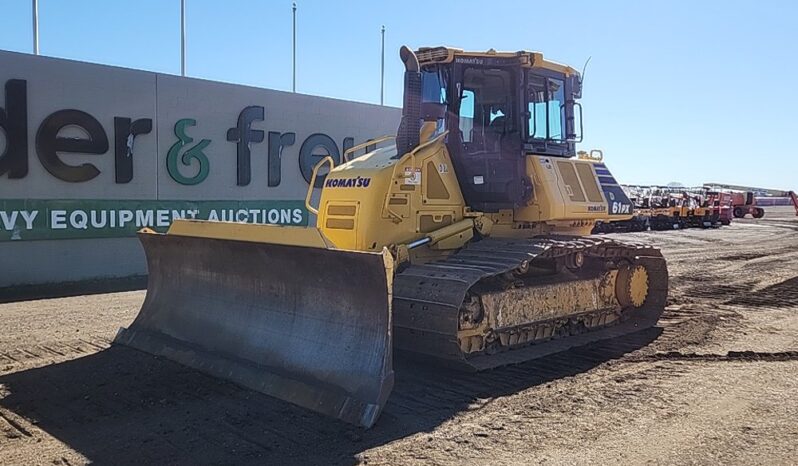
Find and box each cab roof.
[416,46,578,77]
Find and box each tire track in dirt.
[0,337,111,374]
[618,213,798,358]
[625,350,798,363]
[0,408,33,439]
[0,208,797,465]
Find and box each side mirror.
[568,75,582,99]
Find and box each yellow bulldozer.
[115,46,668,428]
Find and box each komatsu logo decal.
[455,57,485,65]
[324,176,371,188]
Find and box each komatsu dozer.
[115,46,668,428]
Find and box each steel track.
[393,236,669,371]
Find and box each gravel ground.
[0,207,796,465]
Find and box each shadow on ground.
[0,276,146,304]
[0,328,661,465]
[727,276,798,307]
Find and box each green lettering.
[167,118,211,185]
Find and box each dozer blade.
[114,231,394,428]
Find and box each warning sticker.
[404,167,422,185]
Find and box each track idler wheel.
[615,264,650,308]
[565,251,585,270]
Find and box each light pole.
[32,0,39,55]
[292,2,297,92]
[380,25,385,106]
[180,0,186,76]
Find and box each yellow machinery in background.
[116,46,668,428]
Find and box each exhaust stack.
[395,46,422,157]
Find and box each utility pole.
[380,25,385,106]
[32,0,39,55]
[292,1,297,92]
[180,0,186,76]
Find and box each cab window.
[459,89,475,142]
[459,67,514,148]
[528,74,566,141]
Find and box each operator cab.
[416,47,583,212]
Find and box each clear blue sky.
[1,0,796,189]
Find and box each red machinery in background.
[730,191,765,219]
[705,184,798,219]
[705,191,734,225]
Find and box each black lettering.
[0,79,28,178]
[226,106,264,186]
[36,109,109,182]
[267,131,295,187]
[114,117,152,183]
[298,133,340,188]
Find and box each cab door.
[447,66,528,212]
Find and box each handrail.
[343,135,396,163]
[407,131,449,182]
[305,156,335,216]
[577,149,604,162]
[410,130,448,160]
[574,102,584,143]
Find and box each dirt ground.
[1,206,796,465]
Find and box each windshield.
[527,73,566,142]
[422,69,446,104]
[421,68,449,137]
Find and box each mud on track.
[1,207,797,465]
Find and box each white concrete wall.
[0,50,401,289]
